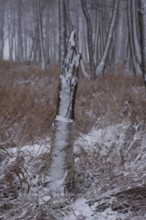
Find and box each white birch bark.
[49,30,80,197]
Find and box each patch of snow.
[75,120,130,154]
[1,115,146,220]
[9,140,50,157]
[64,197,126,220]
[64,198,93,220]
[56,115,73,123]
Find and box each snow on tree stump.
[48,30,80,197]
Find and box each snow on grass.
[64,197,127,220]
[1,116,146,219]
[64,198,93,220]
[75,120,130,154]
[9,138,50,156]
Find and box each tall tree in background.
[36,0,46,69]
[138,0,146,86]
[81,0,94,75]
[16,0,23,61]
[114,0,128,66]
[59,0,67,65]
[0,0,5,60]
[48,30,80,196]
[0,0,143,76]
[95,0,120,76]
[128,0,141,74]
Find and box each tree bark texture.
[49,30,80,197]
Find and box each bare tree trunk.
[95,0,119,76]
[99,0,105,58]
[59,0,67,65]
[128,0,142,75]
[36,0,46,70]
[0,7,4,59]
[48,30,80,197]
[138,0,146,85]
[17,0,23,61]
[81,0,94,75]
[114,0,128,66]
[132,0,142,71]
[64,0,89,78]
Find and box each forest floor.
[0,61,146,219]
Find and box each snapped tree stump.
[48,30,80,196]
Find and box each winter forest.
[1,0,146,219]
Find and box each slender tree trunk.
[0,8,4,59]
[114,0,128,66]
[99,0,105,58]
[132,0,142,70]
[138,0,146,85]
[81,0,94,75]
[17,0,23,61]
[128,0,141,75]
[94,0,100,64]
[48,30,80,197]
[59,0,67,65]
[95,0,119,76]
[36,0,46,70]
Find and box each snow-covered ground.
[1,116,146,219]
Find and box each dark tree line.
[0,0,143,75]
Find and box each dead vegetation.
[0,61,146,219]
[0,60,145,146]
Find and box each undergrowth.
[0,61,146,219]
[0,60,145,147]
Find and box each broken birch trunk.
[48,30,80,196]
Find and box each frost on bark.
[48,30,80,197]
[95,0,119,76]
[138,0,146,86]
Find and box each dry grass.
[0,61,60,146]
[0,60,145,146]
[0,60,146,220]
[76,72,146,132]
